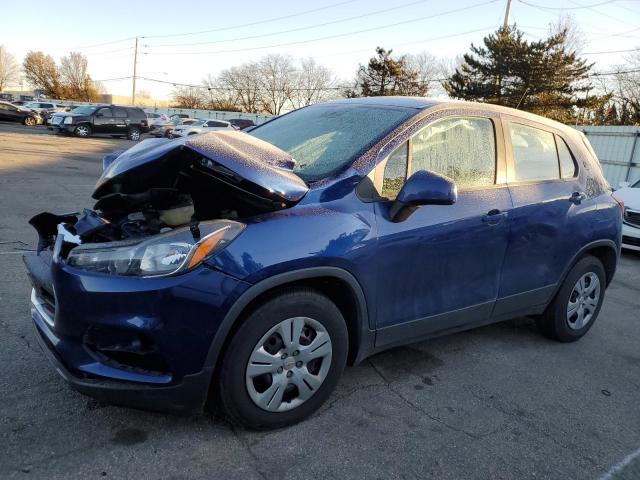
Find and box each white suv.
[614,179,640,251]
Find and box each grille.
[622,235,640,247]
[624,209,640,228]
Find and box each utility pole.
[131,37,138,105]
[503,0,512,29]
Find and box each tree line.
[1,21,638,125]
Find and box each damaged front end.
[23,131,307,411]
[28,131,308,276]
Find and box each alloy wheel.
[76,125,89,137]
[25,117,36,126]
[129,129,140,140]
[567,272,600,330]
[245,317,332,412]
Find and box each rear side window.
[207,121,228,127]
[410,116,496,189]
[381,142,408,200]
[509,123,559,181]
[113,107,127,118]
[556,136,577,178]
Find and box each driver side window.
[410,116,496,189]
[96,107,112,117]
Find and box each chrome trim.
[31,288,54,328]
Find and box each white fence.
[574,125,640,188]
[142,107,275,125]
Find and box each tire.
[164,129,173,138]
[536,255,606,342]
[187,132,198,135]
[75,124,91,137]
[127,127,141,141]
[23,116,37,126]
[215,288,348,429]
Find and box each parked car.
[22,101,64,118]
[228,118,256,130]
[48,105,149,140]
[146,112,170,127]
[613,179,640,251]
[24,98,622,429]
[0,101,42,125]
[170,113,191,121]
[11,100,28,106]
[171,119,234,137]
[148,117,198,138]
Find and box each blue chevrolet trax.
[24,98,622,429]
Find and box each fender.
[552,239,619,298]
[201,266,375,390]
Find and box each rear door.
[494,116,584,318]
[372,111,512,345]
[93,107,114,133]
[112,107,129,133]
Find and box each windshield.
[250,104,415,182]
[71,106,98,115]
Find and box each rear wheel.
[215,289,348,429]
[75,124,91,137]
[537,255,606,342]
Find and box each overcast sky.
[2,0,639,100]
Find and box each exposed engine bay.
[29,131,308,253]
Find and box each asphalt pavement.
[1,123,639,480]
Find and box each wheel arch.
[203,267,374,386]
[559,239,619,291]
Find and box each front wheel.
[215,289,348,429]
[536,255,606,342]
[74,124,91,137]
[23,116,37,126]
[127,127,141,141]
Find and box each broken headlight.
[66,220,244,277]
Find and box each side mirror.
[390,171,457,222]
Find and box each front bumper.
[622,222,640,251]
[25,251,251,413]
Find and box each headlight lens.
[63,116,73,124]
[66,220,244,277]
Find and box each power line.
[141,0,362,39]
[145,0,499,56]
[583,47,640,54]
[147,0,431,48]
[518,0,617,9]
[68,37,136,50]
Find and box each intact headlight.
[63,116,74,124]
[66,220,244,277]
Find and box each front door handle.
[482,209,507,225]
[570,191,586,204]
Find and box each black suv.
[49,105,149,140]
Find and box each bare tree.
[202,73,240,111]
[405,52,445,97]
[0,45,20,92]
[23,51,64,98]
[59,52,99,101]
[171,85,206,109]
[219,63,262,113]
[290,58,336,109]
[258,54,296,115]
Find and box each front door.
[93,107,114,133]
[373,114,512,347]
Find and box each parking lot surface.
[1,123,640,480]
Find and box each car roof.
[321,96,578,138]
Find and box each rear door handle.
[482,209,507,225]
[570,191,586,204]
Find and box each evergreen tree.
[347,47,428,97]
[444,26,608,123]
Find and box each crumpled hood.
[93,130,308,203]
